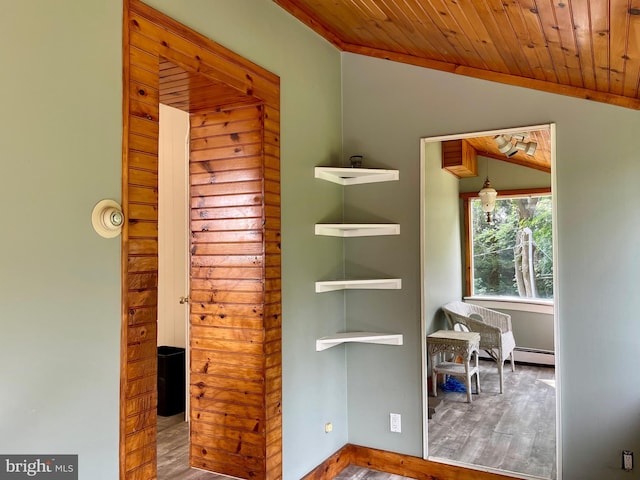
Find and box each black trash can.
[157,346,185,417]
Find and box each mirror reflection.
[424,126,557,480]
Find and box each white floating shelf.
[315,278,402,293]
[315,167,399,185]
[316,332,404,351]
[315,223,400,237]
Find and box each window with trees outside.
[467,191,553,300]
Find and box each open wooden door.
[121,2,281,479]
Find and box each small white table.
[427,330,480,403]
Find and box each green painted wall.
[0,2,122,478]
[342,51,640,479]
[505,309,554,352]
[422,142,463,336]
[0,2,343,479]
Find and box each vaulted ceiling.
[273,0,640,110]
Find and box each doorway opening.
[121,2,281,479]
[420,124,560,479]
[156,102,190,478]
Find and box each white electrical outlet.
[324,422,333,433]
[390,413,401,433]
[623,450,633,471]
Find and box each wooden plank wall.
[122,1,281,479]
[188,104,282,479]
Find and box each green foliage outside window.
[471,195,553,299]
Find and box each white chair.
[442,301,516,393]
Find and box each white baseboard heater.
[479,347,555,366]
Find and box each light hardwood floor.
[428,360,556,479]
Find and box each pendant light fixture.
[478,176,497,224]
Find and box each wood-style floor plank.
[157,414,226,480]
[334,465,411,480]
[428,361,556,479]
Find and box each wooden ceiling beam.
[343,43,640,110]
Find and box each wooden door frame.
[121,1,281,478]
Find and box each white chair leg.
[465,365,472,403]
[510,352,516,371]
[498,361,504,394]
[474,352,480,394]
[431,361,437,397]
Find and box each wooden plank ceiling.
[468,129,551,172]
[273,0,640,110]
[159,60,258,113]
